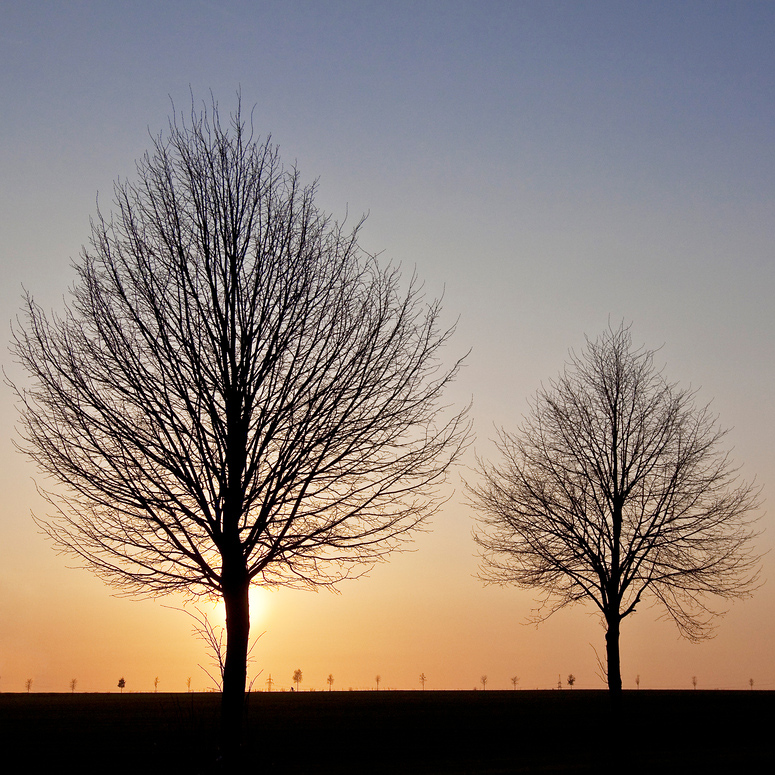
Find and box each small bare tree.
[749,678,754,690]
[375,675,381,691]
[567,674,576,689]
[327,673,334,691]
[154,676,159,693]
[70,678,77,693]
[177,605,261,692]
[293,669,303,692]
[480,675,487,691]
[419,673,427,690]
[471,324,761,693]
[635,674,640,690]
[511,675,519,690]
[11,94,469,762]
[25,678,32,693]
[692,676,698,690]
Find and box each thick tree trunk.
[220,569,250,767]
[605,615,622,694]
[220,394,251,768]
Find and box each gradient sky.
[1,1,773,693]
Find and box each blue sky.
[1,1,773,691]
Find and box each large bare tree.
[11,96,469,761]
[469,325,760,693]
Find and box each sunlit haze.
[1,1,773,694]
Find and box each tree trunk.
[605,615,622,693]
[221,569,250,767]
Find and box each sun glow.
[191,587,271,630]
[249,586,271,625]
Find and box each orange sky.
[3,460,772,693]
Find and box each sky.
[1,0,773,693]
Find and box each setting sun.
[248,587,271,627]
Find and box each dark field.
[1,689,770,774]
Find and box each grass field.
[1,689,770,773]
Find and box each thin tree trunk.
[221,570,250,767]
[605,615,622,693]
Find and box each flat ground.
[0,689,770,774]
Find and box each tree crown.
[471,324,761,640]
[11,95,469,599]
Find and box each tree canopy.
[12,95,469,760]
[470,324,761,691]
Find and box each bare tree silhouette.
[293,669,303,692]
[692,676,698,690]
[11,94,469,761]
[419,673,427,690]
[154,676,159,693]
[567,674,576,689]
[327,673,334,691]
[749,678,754,690]
[470,324,761,694]
[510,675,519,690]
[70,678,77,693]
[635,674,640,690]
[375,675,381,691]
[25,678,32,693]
[480,675,487,691]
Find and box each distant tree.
[187,676,192,692]
[154,676,159,693]
[419,673,427,691]
[293,669,303,692]
[635,674,640,690]
[375,675,381,691]
[749,678,754,690]
[118,677,126,693]
[692,676,698,690]
[567,674,576,689]
[470,324,762,694]
[70,678,77,693]
[480,675,487,691]
[25,678,32,693]
[11,94,469,764]
[327,674,334,692]
[510,675,519,690]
